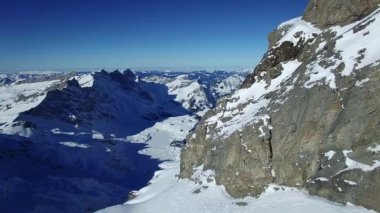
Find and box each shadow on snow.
[0,70,192,212]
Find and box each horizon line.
[0,65,256,73]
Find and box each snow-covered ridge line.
[205,60,302,138]
[275,17,321,48]
[0,79,63,129]
[274,8,380,90]
[0,70,246,136]
[139,70,247,116]
[204,7,380,139]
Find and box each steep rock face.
[241,41,302,88]
[303,0,380,28]
[180,0,380,211]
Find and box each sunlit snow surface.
[99,116,374,213]
[74,73,94,87]
[305,8,380,88]
[0,79,61,127]
[205,60,302,138]
[275,17,321,48]
[139,71,246,117]
[166,75,211,116]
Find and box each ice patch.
[338,150,380,174]
[258,115,271,138]
[367,144,380,153]
[59,141,91,149]
[324,150,336,160]
[271,169,276,177]
[355,78,370,87]
[315,177,329,182]
[343,180,358,186]
[92,131,105,140]
[51,128,75,135]
[304,62,337,89]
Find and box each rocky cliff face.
[303,0,380,28]
[180,0,380,211]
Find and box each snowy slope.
[165,75,212,116]
[0,72,64,86]
[139,70,247,116]
[0,72,84,131]
[204,8,380,139]
[210,73,246,97]
[0,79,61,126]
[0,70,193,212]
[141,73,212,116]
[99,116,374,213]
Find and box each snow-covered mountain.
[0,72,75,131]
[12,70,190,136]
[181,0,380,211]
[0,70,183,212]
[0,69,245,212]
[137,70,246,116]
[0,72,69,86]
[210,73,246,97]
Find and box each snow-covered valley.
[0,70,246,212]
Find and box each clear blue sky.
[0,0,309,72]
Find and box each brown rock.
[302,0,380,28]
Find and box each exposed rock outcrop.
[241,40,303,88]
[303,0,380,28]
[180,0,380,211]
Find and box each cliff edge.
[180,0,380,211]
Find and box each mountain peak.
[66,78,81,88]
[122,69,136,80]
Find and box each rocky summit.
[180,0,380,211]
[303,0,380,28]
